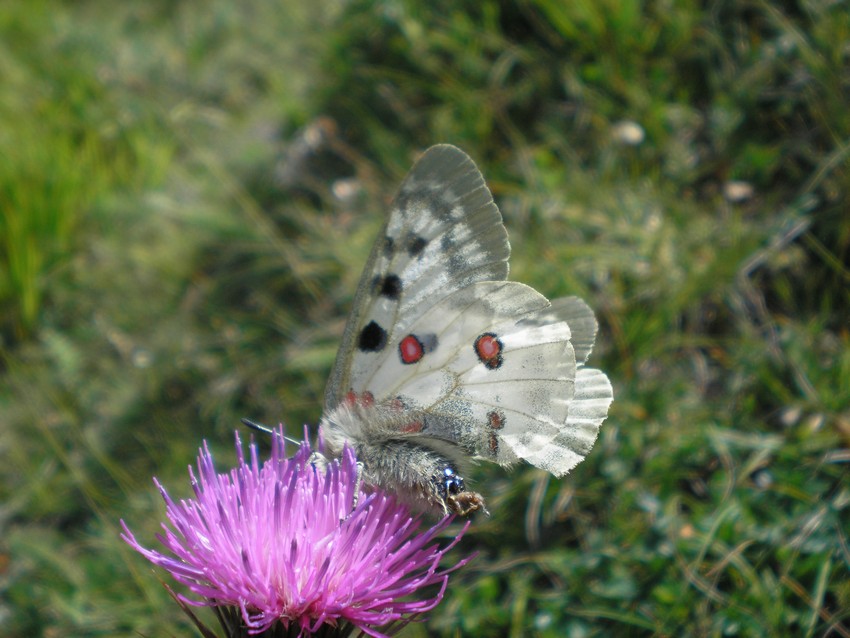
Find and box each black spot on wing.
[375,274,402,300]
[358,321,387,352]
[407,234,427,257]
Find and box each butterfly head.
[442,467,488,516]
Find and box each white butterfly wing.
[527,296,599,365]
[384,163,510,324]
[324,144,509,410]
[367,283,611,475]
[321,144,611,477]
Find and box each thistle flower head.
[121,430,471,637]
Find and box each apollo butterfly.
[314,145,612,515]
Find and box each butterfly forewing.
[324,145,509,411]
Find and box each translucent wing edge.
[504,366,612,477]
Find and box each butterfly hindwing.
[506,295,613,474]
[522,296,598,365]
[377,283,612,476]
[401,282,578,467]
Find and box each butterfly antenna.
[240,418,302,446]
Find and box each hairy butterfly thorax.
[321,392,486,515]
[311,144,613,516]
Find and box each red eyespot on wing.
[344,390,375,408]
[474,332,503,370]
[399,334,425,364]
[487,409,505,453]
[488,410,505,430]
[402,420,423,433]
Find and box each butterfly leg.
[351,460,365,511]
[308,450,329,471]
[309,450,364,517]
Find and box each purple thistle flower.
[121,430,472,638]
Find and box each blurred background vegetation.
[1,0,848,636]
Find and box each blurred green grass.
[1,0,848,636]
